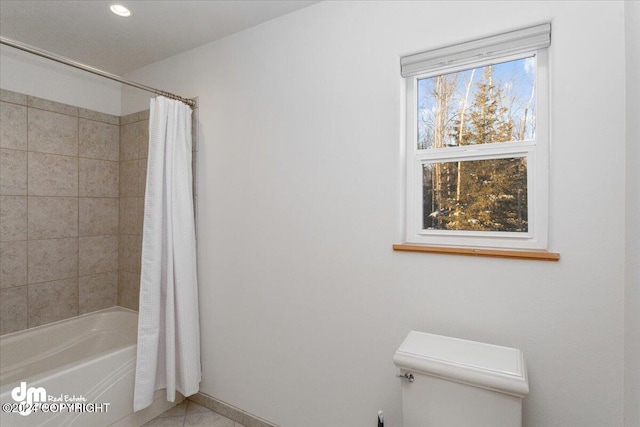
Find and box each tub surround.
[1,88,197,336]
[118,110,149,311]
[1,89,120,334]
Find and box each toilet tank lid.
[393,331,529,397]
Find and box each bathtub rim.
[1,306,140,390]
[0,306,138,341]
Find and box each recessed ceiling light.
[110,4,131,17]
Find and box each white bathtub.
[0,307,181,427]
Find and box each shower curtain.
[134,96,201,412]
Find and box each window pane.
[417,57,536,150]
[422,157,528,232]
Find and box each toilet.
[393,331,529,427]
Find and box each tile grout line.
[0,99,26,108]
[117,119,121,307]
[136,122,140,311]
[77,112,80,317]
[116,181,120,306]
[2,97,117,125]
[26,103,30,329]
[2,148,121,163]
[19,234,116,241]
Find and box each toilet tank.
[393,331,529,427]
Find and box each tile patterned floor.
[143,399,246,427]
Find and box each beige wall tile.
[0,148,27,195]
[119,159,138,197]
[119,110,149,126]
[119,122,139,160]
[0,195,27,241]
[118,118,148,160]
[1,102,27,150]
[79,271,117,314]
[0,91,178,330]
[139,158,148,197]
[28,237,78,284]
[192,153,197,197]
[78,108,119,125]
[28,152,78,196]
[119,197,139,235]
[28,197,78,239]
[0,241,27,289]
[118,271,140,311]
[79,197,118,236]
[79,119,119,161]
[28,108,78,156]
[79,158,119,197]
[137,120,149,159]
[192,106,199,152]
[0,89,27,105]
[27,96,78,117]
[79,235,118,275]
[119,234,141,273]
[28,278,78,327]
[0,286,27,334]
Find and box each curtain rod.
[0,36,196,108]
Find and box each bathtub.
[0,307,182,426]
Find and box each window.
[402,24,551,250]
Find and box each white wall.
[625,1,640,426]
[126,2,627,426]
[120,84,154,116]
[0,45,121,115]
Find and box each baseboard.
[188,392,279,427]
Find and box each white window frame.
[403,27,550,250]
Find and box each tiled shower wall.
[0,89,120,334]
[1,90,197,334]
[117,110,149,311]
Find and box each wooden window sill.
[393,243,560,261]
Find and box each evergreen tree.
[457,65,514,146]
[428,65,528,232]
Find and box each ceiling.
[0,1,319,74]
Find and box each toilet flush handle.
[397,372,415,383]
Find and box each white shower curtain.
[133,96,201,412]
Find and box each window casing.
[403,25,550,250]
